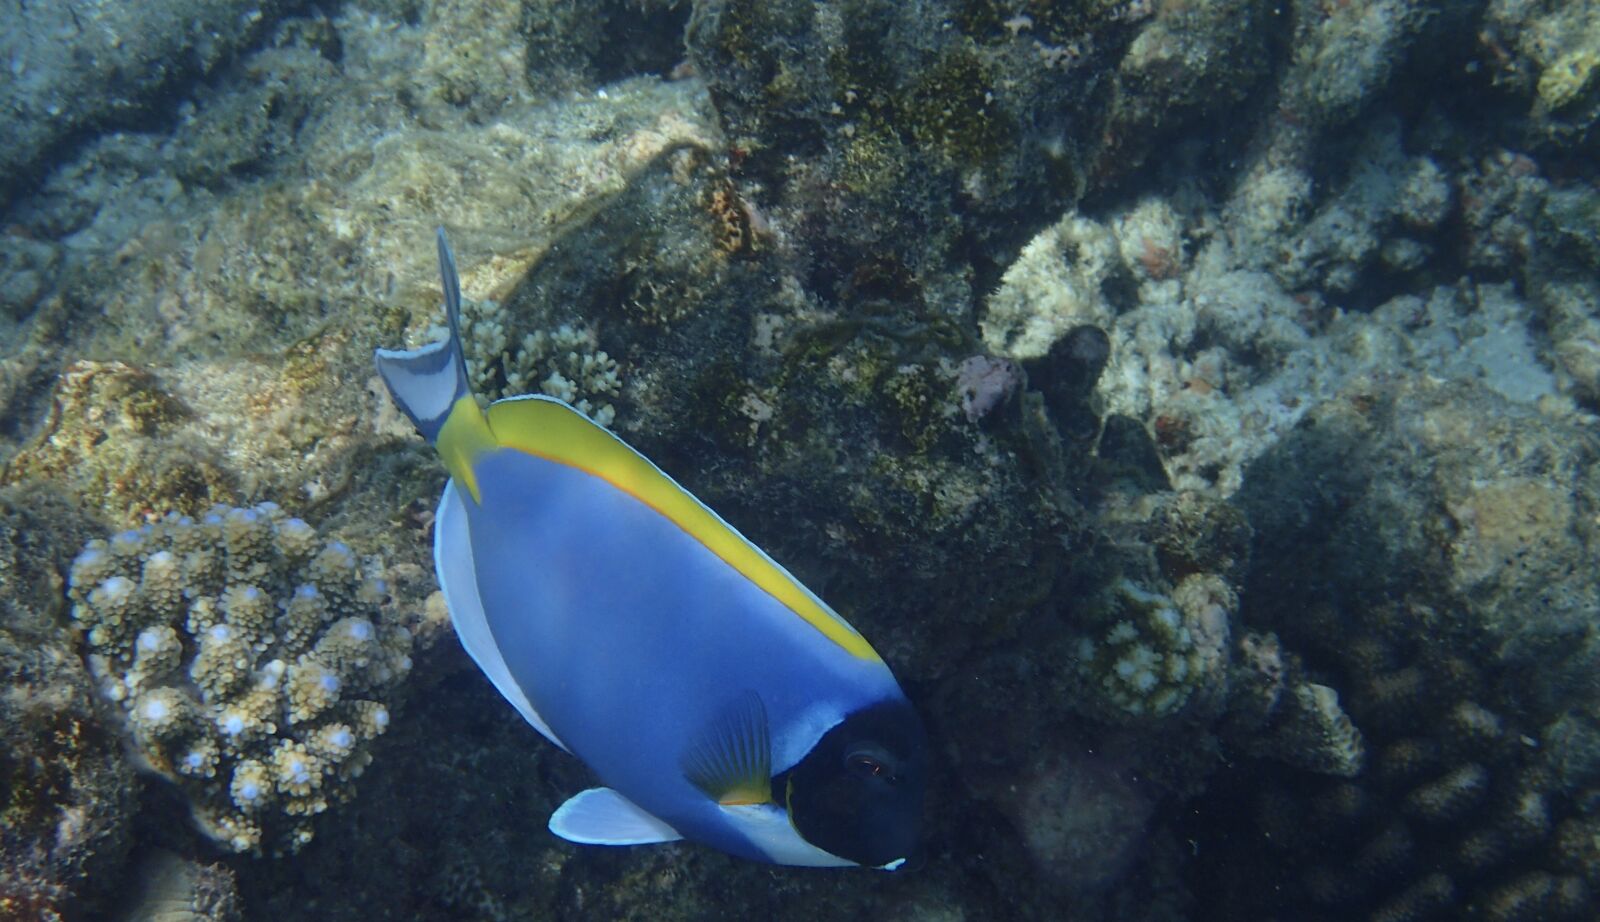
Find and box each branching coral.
[1072,574,1232,721]
[455,298,622,426]
[68,504,412,854]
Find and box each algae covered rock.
[0,486,136,921]
[1483,0,1600,152]
[1189,375,1600,919]
[1239,375,1600,694]
[1,360,233,521]
[0,0,300,209]
[683,0,1202,317]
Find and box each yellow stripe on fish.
[439,393,881,663]
[437,396,498,503]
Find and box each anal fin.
[436,481,568,752]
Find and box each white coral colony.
[68,504,412,853]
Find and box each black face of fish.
[783,698,928,867]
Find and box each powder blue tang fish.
[374,230,927,868]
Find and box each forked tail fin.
[373,228,473,445]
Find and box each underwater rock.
[1256,681,1366,779]
[0,48,726,562]
[1482,0,1600,152]
[1,361,233,521]
[1217,629,1367,779]
[0,2,722,498]
[983,209,1121,361]
[1239,374,1600,698]
[0,0,298,210]
[1268,121,1454,295]
[1145,490,1252,583]
[984,169,1559,495]
[1189,373,1600,919]
[994,748,1156,892]
[1276,0,1440,133]
[684,0,1157,314]
[1091,0,1274,185]
[68,504,412,854]
[121,849,242,922]
[0,234,61,329]
[0,486,136,922]
[1529,186,1600,404]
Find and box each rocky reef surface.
[1,1,1598,921]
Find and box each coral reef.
[1070,574,1233,721]
[68,503,412,854]
[1,0,1599,919]
[1188,375,1600,919]
[456,301,622,426]
[983,116,1562,495]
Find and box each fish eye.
[845,745,897,783]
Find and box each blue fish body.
[377,230,926,868]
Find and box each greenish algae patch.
[904,49,1016,168]
[1,362,236,520]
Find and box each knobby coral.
[68,504,412,854]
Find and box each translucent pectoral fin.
[548,788,683,846]
[681,690,772,806]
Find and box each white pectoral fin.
[435,481,569,752]
[549,788,684,846]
